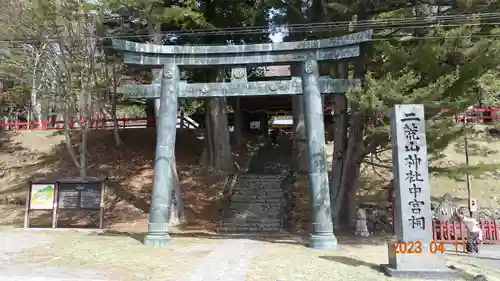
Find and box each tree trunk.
[291,63,308,173]
[110,91,122,146]
[339,114,365,229]
[200,101,215,166]
[260,110,268,136]
[332,20,371,230]
[145,100,156,127]
[78,88,89,178]
[145,21,162,128]
[110,61,122,146]
[200,69,233,173]
[79,123,88,177]
[233,97,243,144]
[329,62,349,229]
[206,97,233,172]
[329,99,348,229]
[330,112,366,230]
[168,156,185,226]
[63,109,80,170]
[29,84,42,129]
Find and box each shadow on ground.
[319,256,380,272]
[98,229,389,247]
[319,256,488,281]
[448,251,500,261]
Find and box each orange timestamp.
[391,240,465,254]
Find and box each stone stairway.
[220,136,292,233]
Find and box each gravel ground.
[0,230,54,260]
[447,244,500,272]
[177,238,258,281]
[0,229,112,281]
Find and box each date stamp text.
[391,240,466,254]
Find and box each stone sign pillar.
[143,63,180,246]
[381,104,457,278]
[301,57,337,250]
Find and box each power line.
[0,12,499,44]
[1,30,499,51]
[86,12,500,39]
[107,12,500,39]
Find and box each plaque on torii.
[112,30,372,249]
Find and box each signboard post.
[24,178,107,229]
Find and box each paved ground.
[448,244,500,270]
[0,231,110,281]
[0,230,257,281]
[177,239,257,281]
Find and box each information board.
[25,179,106,229]
[79,184,101,209]
[58,183,102,210]
[29,183,55,210]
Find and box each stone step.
[238,174,287,180]
[232,183,284,190]
[228,202,283,211]
[220,222,282,233]
[223,208,282,217]
[223,221,281,228]
[230,195,283,203]
[224,217,281,224]
[231,187,283,193]
[236,177,283,186]
[235,179,286,186]
[231,194,282,199]
[232,184,283,190]
[233,183,282,190]
[219,226,282,233]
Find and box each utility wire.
[109,12,500,38]
[83,12,500,39]
[2,30,500,51]
[0,12,500,44]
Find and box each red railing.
[432,220,500,246]
[0,116,199,131]
[441,107,500,121]
[0,117,153,131]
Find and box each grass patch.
[13,230,220,281]
[245,242,500,281]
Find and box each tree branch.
[361,159,392,170]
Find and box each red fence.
[1,107,498,131]
[432,220,500,246]
[441,107,500,121]
[0,117,153,131]
[0,116,199,131]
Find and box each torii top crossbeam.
[111,30,372,66]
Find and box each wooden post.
[51,182,59,229]
[23,182,32,229]
[99,181,106,229]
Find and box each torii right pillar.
[301,57,337,250]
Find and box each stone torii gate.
[112,30,372,249]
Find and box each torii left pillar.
[143,63,179,246]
